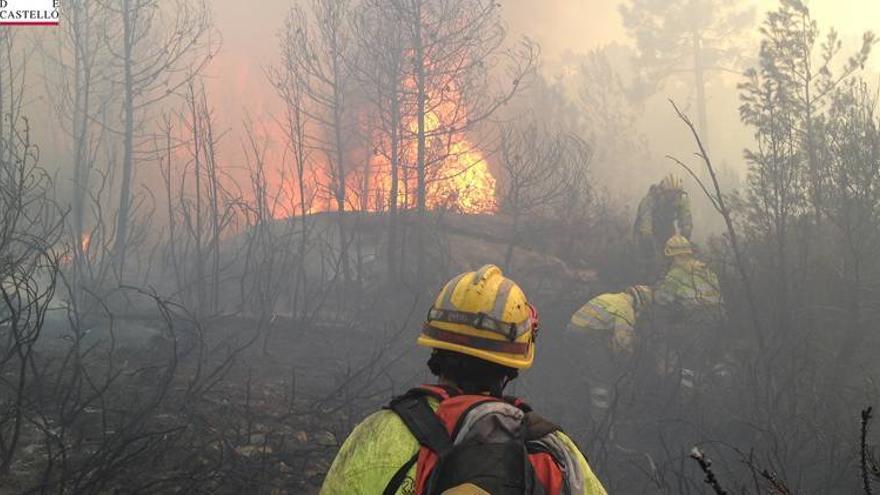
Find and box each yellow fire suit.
[654,258,722,318]
[568,292,637,355]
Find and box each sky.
[205,0,880,128]
[208,0,880,67]
[503,0,880,58]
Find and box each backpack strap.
[384,392,456,495]
[388,394,454,456]
[383,453,418,495]
[417,384,461,401]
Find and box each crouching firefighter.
[320,265,607,495]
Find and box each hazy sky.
[200,0,880,189]
[502,0,880,57]
[205,0,880,121]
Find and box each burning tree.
[276,0,537,284]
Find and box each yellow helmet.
[627,285,653,313]
[660,173,684,191]
[664,234,693,257]
[418,265,538,369]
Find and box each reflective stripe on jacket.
[568,292,636,354]
[655,259,722,310]
[319,398,607,495]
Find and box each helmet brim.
[417,333,535,370]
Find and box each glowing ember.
[81,233,91,254]
[59,233,92,267]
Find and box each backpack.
[383,385,578,495]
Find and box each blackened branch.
[862,407,874,495]
[690,447,729,495]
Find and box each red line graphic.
[0,22,59,26]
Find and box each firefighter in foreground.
[634,174,693,278]
[321,265,607,495]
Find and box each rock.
[293,430,309,444]
[235,444,274,457]
[314,430,336,447]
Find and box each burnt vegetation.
[0,0,880,493]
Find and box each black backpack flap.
[432,442,531,495]
[523,411,561,441]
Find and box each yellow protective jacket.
[568,292,636,354]
[320,397,607,495]
[655,258,722,314]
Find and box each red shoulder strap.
[530,452,565,495]
[412,384,460,402]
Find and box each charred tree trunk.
[114,0,135,280]
[414,0,427,284]
[70,0,93,307]
[387,92,401,284]
[332,54,351,283]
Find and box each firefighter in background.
[653,235,724,391]
[567,286,652,414]
[634,174,693,279]
[321,265,607,495]
[654,235,722,320]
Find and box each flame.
[354,100,497,214]
[81,233,91,254]
[200,47,497,218]
[59,233,92,267]
[426,140,496,213]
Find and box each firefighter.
[321,265,607,495]
[567,285,653,356]
[654,235,722,320]
[653,235,724,391]
[634,174,693,278]
[567,286,652,414]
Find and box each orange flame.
[353,90,497,214]
[202,50,497,218]
[59,233,92,267]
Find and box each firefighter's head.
[419,265,539,395]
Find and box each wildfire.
[426,141,496,213]
[59,233,92,267]
[80,233,91,254]
[355,94,497,215]
[203,49,497,218]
